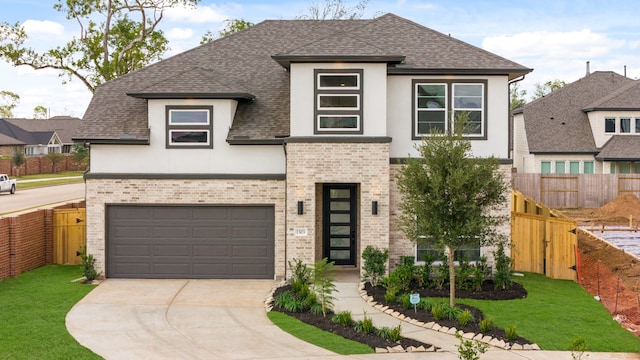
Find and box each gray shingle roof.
[77,13,531,142]
[520,71,636,154]
[583,80,640,111]
[0,119,57,146]
[6,117,81,144]
[596,135,640,161]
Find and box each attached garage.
[106,205,275,279]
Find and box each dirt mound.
[594,194,640,221]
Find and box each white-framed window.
[635,118,640,133]
[569,161,580,174]
[413,80,486,139]
[555,161,566,174]
[541,161,551,174]
[584,161,595,174]
[620,118,631,133]
[166,106,213,148]
[315,70,363,134]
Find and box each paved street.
[0,182,85,215]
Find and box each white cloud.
[164,4,227,23]
[166,28,194,40]
[22,20,64,36]
[482,29,625,60]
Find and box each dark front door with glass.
[323,184,357,266]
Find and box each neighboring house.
[0,116,82,156]
[513,71,640,174]
[75,14,531,280]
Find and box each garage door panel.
[107,205,274,279]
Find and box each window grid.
[166,106,213,149]
[314,70,363,134]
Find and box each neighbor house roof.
[516,71,636,154]
[76,13,531,143]
[6,116,82,144]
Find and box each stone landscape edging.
[357,281,541,351]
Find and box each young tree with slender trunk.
[397,116,508,307]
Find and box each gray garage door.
[106,205,274,279]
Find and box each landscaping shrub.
[354,312,375,334]
[493,243,512,290]
[80,250,98,281]
[362,246,388,287]
[504,324,517,342]
[388,324,402,342]
[311,258,337,317]
[479,318,493,333]
[331,311,353,327]
[457,309,475,327]
[456,332,488,360]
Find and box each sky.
[1,0,639,118]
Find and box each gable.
[77,13,530,144]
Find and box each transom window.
[413,80,486,139]
[315,70,363,134]
[166,106,213,148]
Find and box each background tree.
[200,19,254,44]
[396,117,508,307]
[47,152,65,174]
[0,0,201,93]
[72,142,90,169]
[509,82,527,110]
[0,90,20,118]
[11,149,25,177]
[297,0,369,19]
[33,105,47,119]
[531,79,566,100]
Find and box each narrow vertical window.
[453,83,484,136]
[620,118,631,133]
[415,83,447,136]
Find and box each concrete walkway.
[66,275,640,360]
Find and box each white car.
[0,174,17,194]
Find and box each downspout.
[282,141,288,280]
[508,75,527,161]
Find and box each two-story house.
[513,71,640,174]
[0,116,81,156]
[75,14,531,280]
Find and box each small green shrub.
[397,293,412,310]
[288,258,311,295]
[331,311,353,327]
[362,246,388,287]
[504,324,517,342]
[384,286,399,303]
[456,332,488,360]
[274,290,307,312]
[479,318,493,333]
[354,312,375,334]
[570,337,588,360]
[455,256,475,291]
[431,304,445,321]
[493,243,512,290]
[376,326,391,339]
[444,305,462,320]
[471,256,488,291]
[80,250,98,281]
[457,309,475,327]
[419,252,437,288]
[388,324,402,342]
[386,258,416,293]
[311,258,337,317]
[417,297,435,311]
[433,254,450,290]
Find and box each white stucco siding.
[513,113,536,172]
[90,99,285,174]
[387,75,510,159]
[588,111,640,148]
[289,63,388,137]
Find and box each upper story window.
[314,69,363,134]
[605,118,616,133]
[620,118,631,133]
[413,80,486,139]
[166,106,213,148]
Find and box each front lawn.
[0,265,100,359]
[458,272,640,352]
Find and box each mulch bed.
[270,280,531,350]
[270,285,435,351]
[365,280,532,345]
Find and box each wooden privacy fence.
[511,190,578,281]
[513,173,640,208]
[53,208,86,265]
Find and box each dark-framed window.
[620,118,631,133]
[413,79,487,139]
[166,106,213,149]
[415,237,481,263]
[605,118,616,133]
[314,69,363,134]
[635,118,640,133]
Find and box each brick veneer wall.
[0,201,85,281]
[85,178,286,278]
[285,141,390,276]
[0,155,84,176]
[389,163,513,272]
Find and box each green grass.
[267,311,374,355]
[0,265,100,359]
[458,272,640,352]
[14,171,84,180]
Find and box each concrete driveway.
[66,279,337,360]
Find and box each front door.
[323,184,357,266]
